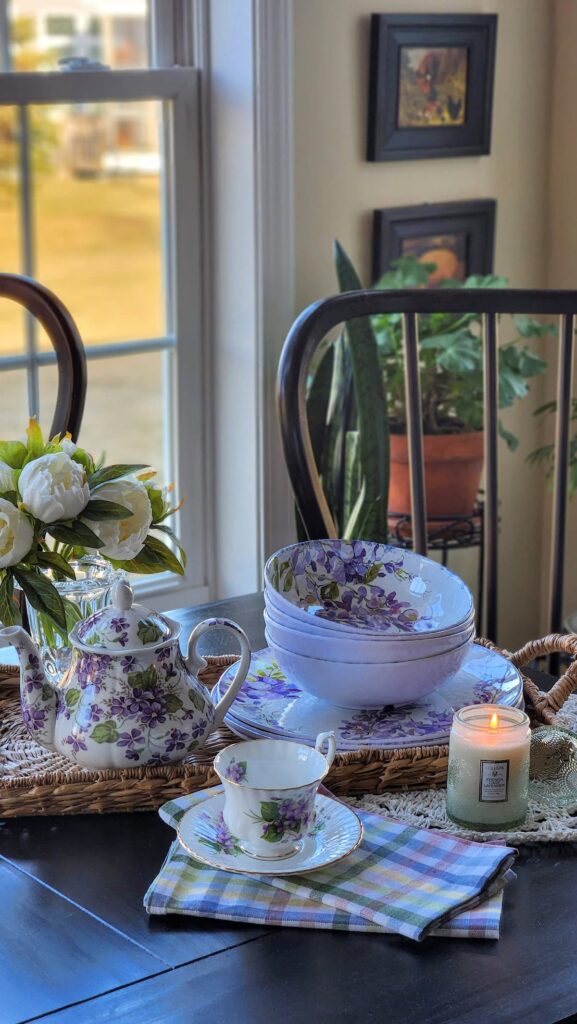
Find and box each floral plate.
[177,793,363,875]
[213,645,524,751]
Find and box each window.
[0,1,208,608]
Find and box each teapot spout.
[0,626,57,750]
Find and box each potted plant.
[304,246,553,540]
[371,256,553,520]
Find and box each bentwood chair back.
[0,273,87,440]
[277,288,577,643]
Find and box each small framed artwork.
[372,199,496,285]
[367,14,497,161]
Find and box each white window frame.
[0,10,210,611]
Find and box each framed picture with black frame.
[367,14,497,161]
[372,199,496,285]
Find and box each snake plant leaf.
[334,240,389,540]
[306,343,334,473]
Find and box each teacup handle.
[185,617,252,730]
[315,731,336,769]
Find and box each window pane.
[29,100,164,348]
[0,368,29,434]
[9,2,149,71]
[0,105,25,354]
[39,350,167,479]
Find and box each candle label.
[479,760,510,802]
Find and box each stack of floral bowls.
[263,540,475,709]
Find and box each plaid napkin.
[145,789,516,941]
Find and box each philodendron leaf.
[334,240,389,541]
[13,568,68,632]
[82,500,133,521]
[90,721,119,743]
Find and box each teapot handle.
[185,617,251,729]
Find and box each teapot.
[0,580,251,769]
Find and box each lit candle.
[446,705,530,830]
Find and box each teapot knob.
[112,579,133,612]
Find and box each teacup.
[213,732,336,859]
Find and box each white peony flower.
[87,477,152,560]
[19,452,90,523]
[0,460,15,493]
[59,437,78,456]
[0,497,34,567]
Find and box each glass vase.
[25,556,122,682]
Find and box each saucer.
[177,793,363,875]
[212,645,524,752]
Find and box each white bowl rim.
[266,629,474,668]
[263,606,475,640]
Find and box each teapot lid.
[72,579,174,652]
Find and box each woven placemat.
[347,695,577,845]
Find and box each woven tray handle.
[505,633,577,725]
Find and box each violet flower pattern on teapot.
[6,582,252,770]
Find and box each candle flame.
[489,712,499,730]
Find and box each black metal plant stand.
[388,501,485,635]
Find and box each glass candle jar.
[446,705,530,830]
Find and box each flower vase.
[25,557,122,682]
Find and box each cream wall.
[292,0,553,647]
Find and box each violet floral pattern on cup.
[224,757,247,783]
[249,796,313,844]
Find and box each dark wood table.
[1,593,576,1024]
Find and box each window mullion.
[18,105,39,418]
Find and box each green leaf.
[136,619,163,645]
[41,684,53,702]
[13,568,68,632]
[65,688,81,708]
[127,664,158,690]
[0,441,27,468]
[0,573,19,626]
[262,824,283,843]
[35,550,77,581]
[50,521,104,549]
[82,500,133,521]
[334,240,389,540]
[90,721,119,743]
[70,448,96,475]
[110,535,184,576]
[152,524,187,568]
[498,420,519,452]
[165,693,183,713]
[89,464,148,489]
[26,418,44,457]
[260,801,280,822]
[188,688,206,712]
[0,490,17,505]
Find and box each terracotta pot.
[389,431,484,519]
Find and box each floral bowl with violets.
[265,539,473,638]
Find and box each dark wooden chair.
[277,288,577,643]
[0,273,87,440]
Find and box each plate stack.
[212,540,524,754]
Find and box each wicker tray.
[2,635,577,818]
